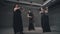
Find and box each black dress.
[28,12,35,30]
[41,13,51,32]
[13,9,23,34]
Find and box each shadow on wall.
[49,4,60,27]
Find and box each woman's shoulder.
[14,7,20,11]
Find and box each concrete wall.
[49,4,60,27]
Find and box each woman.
[13,4,23,34]
[40,7,51,32]
[27,10,35,31]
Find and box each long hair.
[13,3,19,8]
[13,3,19,12]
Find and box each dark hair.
[43,6,48,10]
[39,8,41,11]
[13,3,19,8]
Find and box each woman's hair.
[27,10,30,13]
[39,7,48,11]
[13,3,19,8]
[39,8,41,11]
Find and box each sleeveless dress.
[41,13,51,32]
[13,9,23,34]
[28,12,35,30]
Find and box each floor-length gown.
[28,13,35,30]
[41,13,51,32]
[13,9,23,34]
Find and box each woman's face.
[29,10,31,13]
[15,4,19,8]
[43,8,48,13]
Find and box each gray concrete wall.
[49,4,60,27]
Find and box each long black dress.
[28,12,35,30]
[41,13,51,32]
[13,9,23,34]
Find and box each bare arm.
[45,7,48,13]
[39,7,43,14]
[14,7,20,12]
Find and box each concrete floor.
[0,27,42,34]
[0,26,60,34]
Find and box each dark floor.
[0,26,60,34]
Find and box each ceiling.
[5,0,50,7]
[1,0,60,8]
[19,0,44,4]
